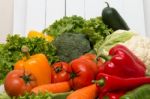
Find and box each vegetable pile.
[1,2,150,99]
[43,15,113,46]
[0,34,58,84]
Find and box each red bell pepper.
[99,44,146,78]
[109,44,146,69]
[94,73,150,98]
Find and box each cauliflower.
[122,35,150,74]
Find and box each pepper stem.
[21,45,30,59]
[99,54,111,61]
[92,78,105,87]
[105,2,110,7]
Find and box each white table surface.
[0,85,4,93]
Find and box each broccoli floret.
[53,33,91,62]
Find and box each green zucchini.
[120,84,150,99]
[102,2,130,31]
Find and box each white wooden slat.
[25,0,46,35]
[143,0,150,37]
[85,0,104,19]
[46,0,65,27]
[13,0,27,36]
[122,0,146,36]
[66,0,85,17]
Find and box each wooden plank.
[66,0,85,17]
[143,0,150,36]
[85,0,104,19]
[46,0,65,27]
[25,0,46,35]
[122,0,146,36]
[0,0,13,42]
[13,0,27,36]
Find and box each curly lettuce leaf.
[43,15,113,47]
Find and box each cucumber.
[102,2,130,31]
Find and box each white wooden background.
[13,0,147,36]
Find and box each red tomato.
[79,53,97,60]
[51,62,71,83]
[69,59,95,90]
[73,57,98,75]
[80,53,104,70]
[4,70,37,97]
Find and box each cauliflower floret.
[122,35,150,74]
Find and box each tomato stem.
[23,75,31,83]
[20,70,32,84]
[54,63,63,73]
[70,72,77,79]
[55,66,62,73]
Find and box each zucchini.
[102,2,130,31]
[120,84,150,99]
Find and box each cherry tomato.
[51,62,71,83]
[69,59,95,90]
[4,70,37,97]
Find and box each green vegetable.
[53,33,91,62]
[43,15,85,37]
[94,30,134,55]
[43,15,113,47]
[0,91,72,99]
[102,2,129,31]
[52,91,73,99]
[18,93,53,99]
[82,17,113,45]
[120,84,150,99]
[0,34,59,84]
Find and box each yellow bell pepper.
[28,30,54,42]
[44,35,54,42]
[28,30,44,38]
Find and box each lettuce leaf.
[94,30,135,55]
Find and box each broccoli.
[52,33,91,62]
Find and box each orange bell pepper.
[14,46,52,85]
